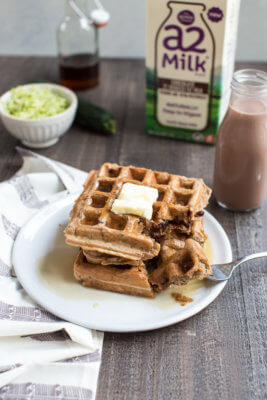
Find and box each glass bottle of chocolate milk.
[213,69,267,211]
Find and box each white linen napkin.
[0,148,104,400]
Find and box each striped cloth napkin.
[0,148,103,400]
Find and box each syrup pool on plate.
[37,225,108,303]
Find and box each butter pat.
[119,183,158,203]
[111,199,153,219]
[111,183,158,220]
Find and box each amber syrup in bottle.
[59,53,99,90]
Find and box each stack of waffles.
[65,163,213,298]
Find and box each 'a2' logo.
[163,25,206,53]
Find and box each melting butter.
[111,182,158,220]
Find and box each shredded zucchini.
[3,86,69,119]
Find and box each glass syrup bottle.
[58,0,99,90]
[155,1,214,131]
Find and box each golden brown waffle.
[65,163,211,261]
[83,216,206,267]
[149,239,212,291]
[74,250,154,298]
[190,217,207,244]
[147,216,207,273]
[163,217,207,245]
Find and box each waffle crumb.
[171,292,193,306]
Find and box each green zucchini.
[76,98,116,135]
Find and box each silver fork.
[207,251,267,281]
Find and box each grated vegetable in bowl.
[3,86,69,119]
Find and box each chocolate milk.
[213,92,267,210]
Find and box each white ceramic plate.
[13,194,232,332]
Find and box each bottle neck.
[65,0,89,17]
[231,69,267,104]
[168,2,205,11]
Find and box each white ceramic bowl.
[0,83,78,148]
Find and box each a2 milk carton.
[146,0,240,144]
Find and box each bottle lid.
[90,8,110,27]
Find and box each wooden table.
[0,57,266,400]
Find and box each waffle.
[74,250,154,298]
[81,217,209,293]
[149,239,212,291]
[82,217,205,266]
[65,163,211,261]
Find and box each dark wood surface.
[0,57,266,400]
